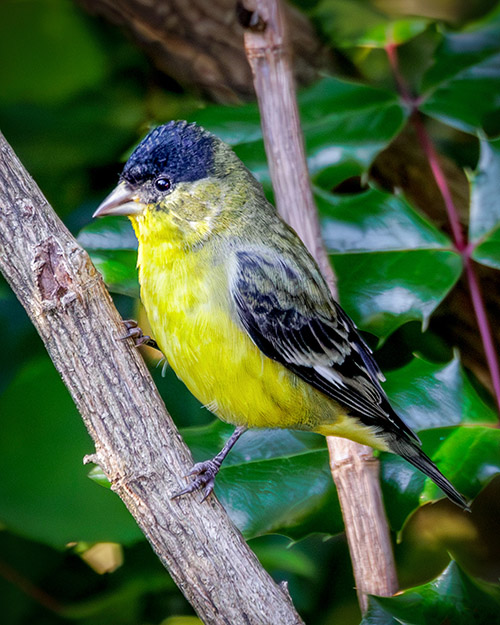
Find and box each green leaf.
[314,0,429,48]
[469,139,500,242]
[382,426,500,529]
[330,250,462,337]
[78,215,138,251]
[0,356,141,547]
[420,426,500,501]
[87,465,111,488]
[251,539,317,580]
[383,355,498,431]
[369,561,500,625]
[472,226,500,270]
[360,602,400,625]
[190,102,262,145]
[318,188,462,337]
[89,249,139,298]
[470,138,500,270]
[380,356,498,528]
[420,8,500,135]
[181,422,342,540]
[78,217,140,297]
[194,77,407,187]
[317,188,452,253]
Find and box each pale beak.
[93,181,145,218]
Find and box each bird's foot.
[171,459,222,502]
[121,319,159,350]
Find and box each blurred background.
[1,0,500,623]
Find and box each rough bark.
[0,132,304,625]
[241,0,398,613]
[77,0,343,103]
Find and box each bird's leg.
[172,426,248,501]
[120,319,160,350]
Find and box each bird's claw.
[171,459,220,501]
[120,319,159,350]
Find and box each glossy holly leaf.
[361,602,399,625]
[317,187,451,253]
[421,426,500,500]
[420,7,500,135]
[473,226,500,270]
[189,102,262,145]
[469,139,500,242]
[181,422,341,540]
[470,138,500,270]
[216,450,340,540]
[314,0,428,48]
[331,250,462,338]
[194,77,407,187]
[366,561,500,625]
[78,215,138,251]
[382,355,498,431]
[301,85,406,182]
[77,216,139,297]
[379,355,498,528]
[380,356,498,529]
[0,355,142,547]
[382,425,500,530]
[318,187,462,337]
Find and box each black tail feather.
[390,438,470,511]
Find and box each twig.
[385,43,500,417]
[241,0,398,612]
[412,114,466,251]
[0,131,304,625]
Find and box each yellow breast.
[135,238,323,430]
[133,224,386,450]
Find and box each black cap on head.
[122,121,216,187]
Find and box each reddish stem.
[385,43,500,416]
[412,113,466,251]
[385,42,414,105]
[464,257,500,415]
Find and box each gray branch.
[0,132,304,625]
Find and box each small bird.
[94,121,469,509]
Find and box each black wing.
[231,247,420,444]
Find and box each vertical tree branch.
[241,0,398,612]
[0,131,304,625]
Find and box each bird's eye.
[154,177,171,192]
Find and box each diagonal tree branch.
[0,131,304,625]
[240,0,398,612]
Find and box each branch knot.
[34,237,76,307]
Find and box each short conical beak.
[93,181,146,218]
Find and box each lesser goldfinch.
[94,121,468,509]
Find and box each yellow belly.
[137,243,386,449]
